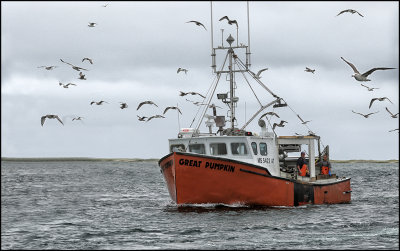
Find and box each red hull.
[159,152,351,206]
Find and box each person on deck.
[318,154,332,176]
[297,151,309,177]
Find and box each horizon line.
[1,157,399,163]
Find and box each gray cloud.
[1,1,399,159]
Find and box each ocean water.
[1,160,398,250]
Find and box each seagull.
[163,106,182,115]
[90,100,108,105]
[260,112,280,120]
[272,120,287,130]
[88,22,97,27]
[177,68,188,74]
[308,130,317,136]
[137,115,148,121]
[304,67,315,74]
[186,20,207,31]
[179,91,205,98]
[352,110,379,118]
[208,103,222,109]
[185,99,204,106]
[389,128,399,132]
[340,57,395,82]
[41,115,64,126]
[137,101,158,110]
[60,59,88,71]
[251,68,268,79]
[82,58,93,64]
[360,84,379,91]
[219,16,238,27]
[336,9,364,17]
[72,116,84,121]
[369,97,393,109]
[146,115,165,122]
[102,3,108,7]
[37,65,57,70]
[120,102,128,109]
[78,72,86,80]
[385,107,399,118]
[297,114,312,124]
[59,82,77,88]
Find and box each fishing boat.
[158,3,351,207]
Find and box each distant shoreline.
[1,157,160,162]
[1,157,398,163]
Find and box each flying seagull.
[260,112,280,120]
[59,82,77,88]
[177,68,188,74]
[186,20,207,31]
[137,115,148,121]
[120,102,128,109]
[352,110,379,118]
[340,57,395,82]
[163,106,182,115]
[146,115,165,122]
[88,22,97,27]
[102,3,108,7]
[369,97,393,109]
[137,101,158,110]
[297,114,312,124]
[272,120,287,130]
[389,128,399,132]
[304,67,315,74]
[60,59,88,71]
[219,16,238,27]
[251,68,268,79]
[336,9,364,17]
[72,116,84,121]
[90,100,108,105]
[37,65,57,70]
[78,72,86,80]
[179,91,205,98]
[82,58,93,64]
[385,107,399,118]
[360,84,379,91]
[41,115,64,126]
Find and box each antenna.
[246,1,251,68]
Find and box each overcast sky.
[1,1,399,160]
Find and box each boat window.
[210,143,227,155]
[251,142,258,155]
[231,143,248,155]
[189,144,206,154]
[170,144,185,153]
[260,143,267,156]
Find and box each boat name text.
[179,158,235,173]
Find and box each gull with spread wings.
[336,9,364,17]
[352,110,379,118]
[147,115,165,122]
[340,57,395,82]
[251,68,268,79]
[369,97,393,109]
[177,68,188,74]
[41,115,64,126]
[297,114,312,124]
[137,101,158,110]
[186,20,207,30]
[260,112,280,120]
[219,16,238,27]
[163,106,182,115]
[59,82,77,88]
[60,59,89,71]
[304,67,315,74]
[360,84,379,91]
[272,120,287,130]
[38,65,57,70]
[179,91,205,98]
[90,100,108,105]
